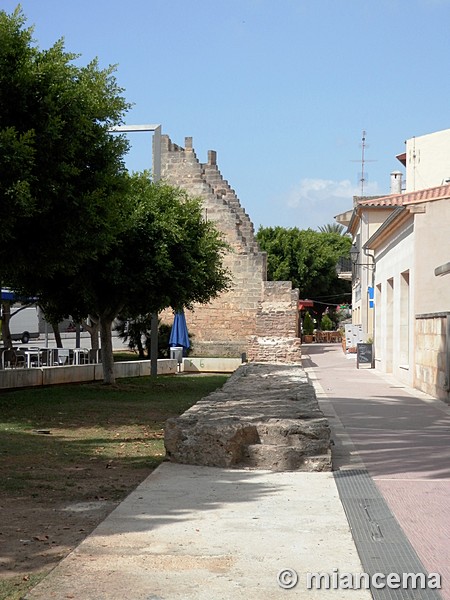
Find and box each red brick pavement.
[302,344,450,599]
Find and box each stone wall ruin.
[165,363,332,471]
[160,135,300,363]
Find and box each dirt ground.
[0,458,154,582]
[0,374,229,598]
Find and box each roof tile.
[357,184,450,207]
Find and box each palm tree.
[318,223,346,235]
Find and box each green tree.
[0,7,130,300]
[320,313,334,331]
[70,174,231,384]
[115,317,173,359]
[256,226,351,310]
[303,311,314,335]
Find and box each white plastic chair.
[56,348,71,365]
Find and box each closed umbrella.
[169,310,190,355]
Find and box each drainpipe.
[446,314,450,392]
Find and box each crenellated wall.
[160,135,300,361]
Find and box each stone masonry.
[415,313,450,404]
[160,135,300,362]
[164,363,332,471]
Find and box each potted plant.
[320,314,333,331]
[302,311,315,343]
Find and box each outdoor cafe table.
[18,347,57,367]
[72,348,89,365]
[22,348,41,368]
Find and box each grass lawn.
[0,374,228,600]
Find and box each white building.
[336,128,450,403]
[397,127,450,192]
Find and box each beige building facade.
[338,200,398,341]
[365,189,450,402]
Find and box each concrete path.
[26,465,369,599]
[303,344,450,600]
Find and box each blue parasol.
[169,310,190,355]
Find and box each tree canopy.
[256,226,351,308]
[318,223,346,235]
[35,174,231,383]
[0,7,130,290]
[78,175,231,316]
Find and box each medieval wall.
[160,135,300,361]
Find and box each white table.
[72,348,89,365]
[23,349,41,368]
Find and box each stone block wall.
[257,282,299,337]
[247,336,302,364]
[414,313,450,404]
[160,135,300,361]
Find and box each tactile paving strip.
[334,469,443,600]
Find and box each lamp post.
[349,243,359,265]
[350,244,375,273]
[109,124,162,377]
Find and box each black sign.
[356,343,374,368]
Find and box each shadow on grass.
[0,374,231,590]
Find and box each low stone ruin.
[164,363,331,471]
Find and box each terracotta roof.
[396,152,406,166]
[402,184,450,204]
[357,183,450,208]
[356,194,404,207]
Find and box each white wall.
[351,208,395,338]
[413,198,450,315]
[405,128,450,191]
[372,215,415,386]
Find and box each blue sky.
[4,0,450,230]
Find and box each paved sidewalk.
[303,344,450,600]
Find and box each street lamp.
[350,244,375,269]
[350,244,359,265]
[109,124,162,377]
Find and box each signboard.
[356,343,374,368]
[345,324,363,349]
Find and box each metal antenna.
[351,130,377,196]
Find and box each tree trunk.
[100,315,115,385]
[82,315,100,350]
[75,322,81,348]
[1,302,13,349]
[51,321,63,348]
[136,335,145,359]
